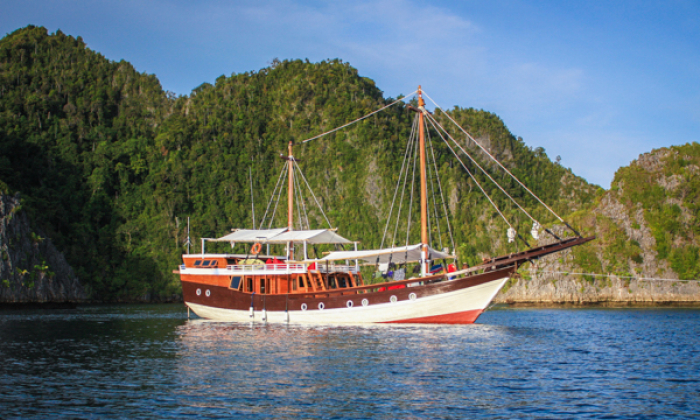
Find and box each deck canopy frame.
[202,228,354,259]
[263,229,352,245]
[211,228,351,245]
[307,244,454,265]
[212,228,289,243]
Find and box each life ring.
[250,243,262,254]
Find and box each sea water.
[0,304,698,419]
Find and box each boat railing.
[180,263,359,275]
[316,264,359,274]
[226,263,308,275]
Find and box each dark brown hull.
[180,236,594,324]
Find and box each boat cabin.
[181,252,363,295]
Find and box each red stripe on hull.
[384,309,484,324]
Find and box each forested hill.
[1,26,598,301]
[497,143,700,304]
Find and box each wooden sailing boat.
[177,87,593,324]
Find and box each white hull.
[186,277,508,324]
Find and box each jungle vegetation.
[3,26,695,300]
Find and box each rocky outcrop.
[494,249,700,305]
[495,144,700,304]
[0,193,85,303]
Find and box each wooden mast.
[418,86,429,277]
[287,140,294,260]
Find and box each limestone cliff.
[0,193,85,303]
[495,144,700,304]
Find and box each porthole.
[390,295,398,303]
[362,298,369,307]
[196,288,201,296]
[301,303,308,311]
[318,302,325,310]
[409,293,417,301]
[205,289,211,297]
[346,300,354,308]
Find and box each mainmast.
[418,86,429,277]
[287,140,294,260]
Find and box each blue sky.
[2,0,699,187]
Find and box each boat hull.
[181,268,512,324]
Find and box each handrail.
[181,263,360,274]
[228,263,307,273]
[317,265,359,274]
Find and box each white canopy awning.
[209,228,351,245]
[211,228,289,243]
[306,244,454,264]
[265,229,352,245]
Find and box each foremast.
[285,140,295,260]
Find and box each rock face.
[495,144,700,304]
[494,251,700,305]
[0,193,86,303]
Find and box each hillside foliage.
[2,26,605,300]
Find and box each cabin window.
[209,260,218,268]
[247,278,253,293]
[194,260,203,267]
[298,277,305,289]
[230,276,241,290]
[259,278,266,294]
[329,276,337,289]
[338,276,347,288]
[202,260,211,267]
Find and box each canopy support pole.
[354,242,359,273]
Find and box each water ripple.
[1,305,699,418]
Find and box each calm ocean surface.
[1,304,699,419]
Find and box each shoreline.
[497,301,700,308]
[2,300,700,311]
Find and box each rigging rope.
[427,124,456,254]
[529,270,700,283]
[423,91,574,235]
[292,167,305,230]
[406,121,419,248]
[294,162,333,229]
[267,168,287,229]
[391,120,418,248]
[427,113,540,230]
[260,164,287,229]
[292,164,311,230]
[425,124,442,250]
[301,93,415,144]
[425,115,514,230]
[381,116,418,249]
[249,166,256,229]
